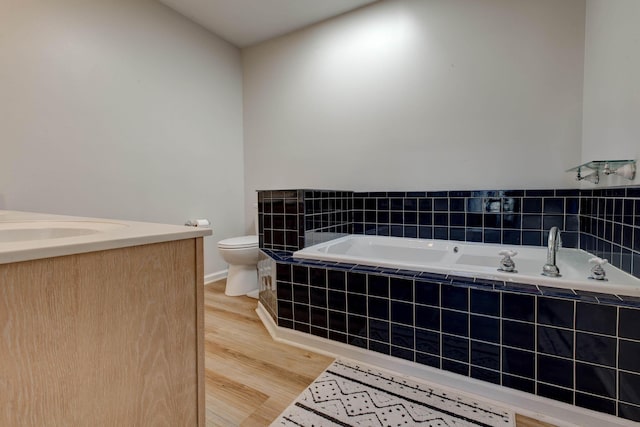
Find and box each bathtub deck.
[204,280,554,427]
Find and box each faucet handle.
[589,257,608,281]
[498,250,518,273]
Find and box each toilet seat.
[218,235,258,249]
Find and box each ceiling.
[157,0,379,48]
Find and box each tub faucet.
[542,226,562,277]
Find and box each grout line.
[573,300,577,400]
[616,306,620,416]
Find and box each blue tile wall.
[352,190,580,248]
[259,185,640,280]
[266,250,640,422]
[258,190,305,251]
[258,189,354,251]
[304,190,354,246]
[580,187,640,277]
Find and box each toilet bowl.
[218,235,259,296]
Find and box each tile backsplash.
[258,185,640,279]
[352,190,579,249]
[580,187,640,278]
[304,190,353,246]
[258,190,304,252]
[258,189,354,252]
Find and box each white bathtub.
[293,235,640,296]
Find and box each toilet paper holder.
[185,219,211,227]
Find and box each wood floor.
[204,280,554,427]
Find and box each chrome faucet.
[542,226,562,277]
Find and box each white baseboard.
[255,302,637,427]
[205,269,228,284]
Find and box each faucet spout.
[542,226,562,277]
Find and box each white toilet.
[218,235,259,296]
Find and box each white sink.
[0,221,127,243]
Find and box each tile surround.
[352,190,580,249]
[580,187,640,277]
[304,190,353,246]
[257,185,640,422]
[259,189,354,251]
[258,185,640,279]
[258,190,304,252]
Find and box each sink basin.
[0,221,127,243]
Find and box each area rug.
[271,359,515,427]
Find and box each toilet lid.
[218,235,259,249]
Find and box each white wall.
[0,0,245,277]
[242,0,586,225]
[582,0,640,186]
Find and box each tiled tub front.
[264,250,640,422]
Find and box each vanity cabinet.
[0,238,205,426]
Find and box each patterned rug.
[271,359,515,427]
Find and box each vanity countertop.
[0,210,212,264]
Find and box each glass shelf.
[566,160,636,183]
[565,160,635,172]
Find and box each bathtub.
[293,234,640,296]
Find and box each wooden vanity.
[0,211,210,426]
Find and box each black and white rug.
[271,359,515,427]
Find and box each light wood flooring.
[204,280,554,427]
